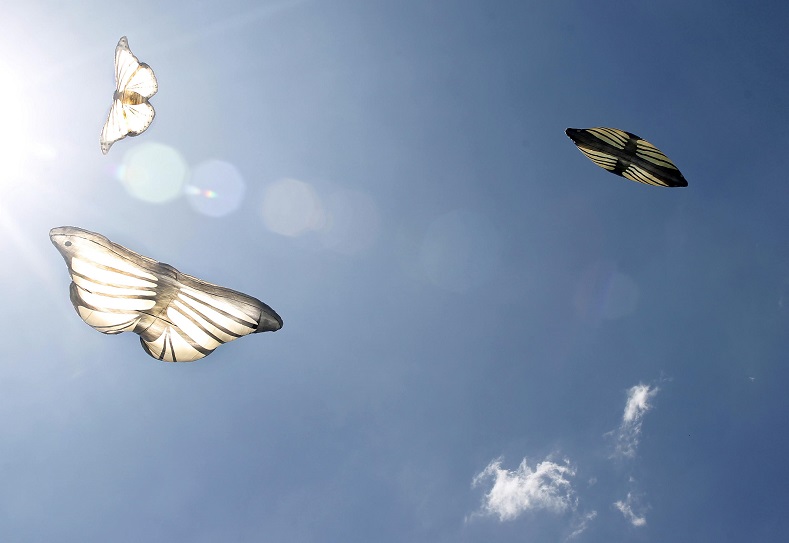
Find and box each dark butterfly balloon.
[566,127,688,187]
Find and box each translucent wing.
[50,227,283,362]
[114,37,158,98]
[99,100,126,154]
[138,279,278,362]
[100,36,158,155]
[565,127,688,188]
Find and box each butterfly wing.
[50,227,283,362]
[100,36,158,155]
[115,37,158,98]
[139,275,283,362]
[50,227,159,335]
[565,127,688,187]
[99,99,126,155]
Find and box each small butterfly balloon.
[100,36,158,154]
[50,226,283,362]
[565,127,688,187]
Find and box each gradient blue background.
[0,1,787,541]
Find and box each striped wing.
[66,236,158,334]
[138,276,280,362]
[565,127,688,187]
[100,36,158,155]
[50,227,283,362]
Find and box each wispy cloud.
[567,510,597,539]
[614,492,647,527]
[614,383,659,458]
[471,456,576,521]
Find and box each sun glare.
[0,63,33,188]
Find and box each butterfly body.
[565,127,688,187]
[51,227,283,362]
[100,37,158,154]
[115,88,149,106]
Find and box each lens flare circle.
[420,209,502,292]
[320,189,379,254]
[261,178,325,237]
[185,160,246,217]
[574,261,640,321]
[118,142,188,204]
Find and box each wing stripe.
[75,284,156,311]
[171,299,241,342]
[178,288,258,329]
[167,306,222,352]
[71,271,156,297]
[578,147,617,170]
[588,127,628,149]
[635,141,678,169]
[72,256,157,284]
[76,306,140,333]
[622,166,666,186]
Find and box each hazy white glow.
[420,209,502,292]
[574,261,640,321]
[261,178,325,236]
[319,189,379,254]
[185,160,246,217]
[0,64,33,185]
[472,457,576,521]
[118,142,188,204]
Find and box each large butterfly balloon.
[50,227,283,362]
[100,36,158,155]
[565,127,688,187]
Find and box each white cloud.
[471,456,576,521]
[614,383,659,458]
[623,384,658,423]
[567,510,597,540]
[614,492,647,527]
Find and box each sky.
[1,0,788,541]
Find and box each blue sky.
[1,0,788,541]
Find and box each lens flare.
[185,160,246,217]
[0,63,32,187]
[118,142,188,204]
[261,178,325,237]
[420,209,502,292]
[574,261,640,321]
[319,189,379,254]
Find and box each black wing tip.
[257,308,284,333]
[662,170,690,188]
[565,127,584,145]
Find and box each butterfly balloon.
[565,127,688,187]
[50,227,283,362]
[100,36,158,155]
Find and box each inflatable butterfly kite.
[565,127,688,187]
[50,227,283,362]
[100,36,158,154]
